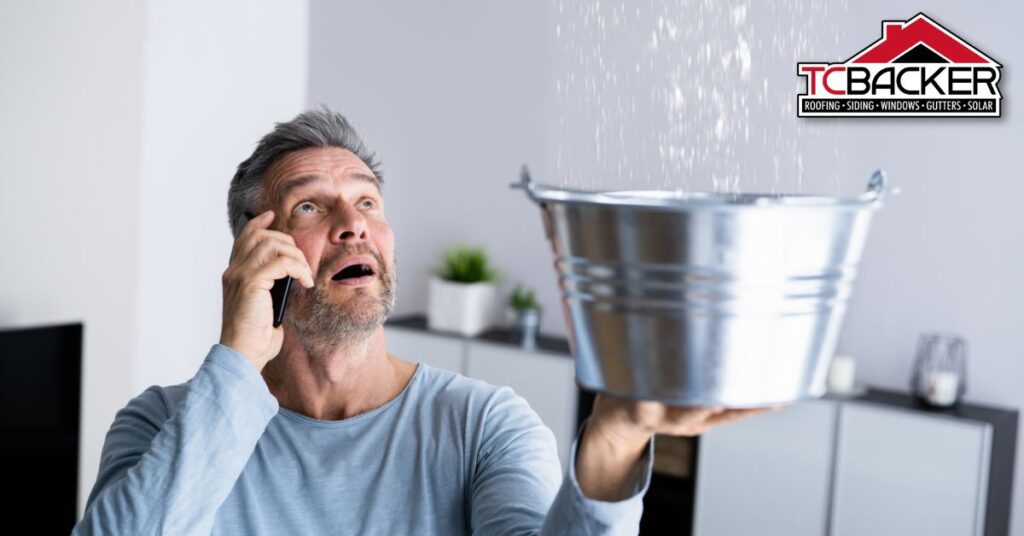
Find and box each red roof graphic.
[849,13,998,65]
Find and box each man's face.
[262,146,396,345]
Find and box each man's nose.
[330,202,368,242]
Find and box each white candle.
[828,355,856,394]
[927,371,959,407]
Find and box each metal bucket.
[513,168,892,407]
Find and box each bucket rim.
[512,167,892,210]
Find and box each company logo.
[798,13,1002,117]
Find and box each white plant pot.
[427,277,497,337]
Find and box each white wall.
[0,0,308,519]
[134,1,309,390]
[0,0,146,518]
[310,1,1024,533]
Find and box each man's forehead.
[274,173,379,201]
[266,148,380,202]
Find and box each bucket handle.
[862,169,900,201]
[511,165,557,239]
[510,165,539,202]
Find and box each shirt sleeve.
[540,418,654,535]
[469,387,654,536]
[72,344,280,535]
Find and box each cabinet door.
[386,327,465,374]
[465,341,577,471]
[830,404,991,536]
[693,400,837,536]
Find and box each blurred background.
[1,0,1021,533]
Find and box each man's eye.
[294,202,318,214]
[359,199,377,209]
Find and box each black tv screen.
[0,323,82,532]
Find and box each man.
[74,108,773,535]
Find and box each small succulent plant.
[508,284,540,311]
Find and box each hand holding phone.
[219,210,314,371]
[245,211,292,328]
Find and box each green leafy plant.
[508,285,540,311]
[436,246,499,283]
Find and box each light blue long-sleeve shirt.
[73,344,653,534]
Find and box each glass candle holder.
[910,332,968,408]
[507,307,542,351]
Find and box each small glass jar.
[910,332,968,408]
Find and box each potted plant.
[507,284,542,350]
[428,246,500,336]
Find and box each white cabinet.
[830,404,991,536]
[386,326,465,373]
[466,341,578,471]
[693,400,838,536]
[692,393,1011,536]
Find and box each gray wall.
[310,0,1024,533]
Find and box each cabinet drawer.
[830,404,991,536]
[694,400,837,536]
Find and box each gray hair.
[227,106,382,238]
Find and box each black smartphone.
[244,211,292,328]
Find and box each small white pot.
[427,276,497,337]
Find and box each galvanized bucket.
[513,168,892,407]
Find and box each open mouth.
[331,263,376,282]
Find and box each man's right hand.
[219,210,315,371]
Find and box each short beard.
[284,248,397,358]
